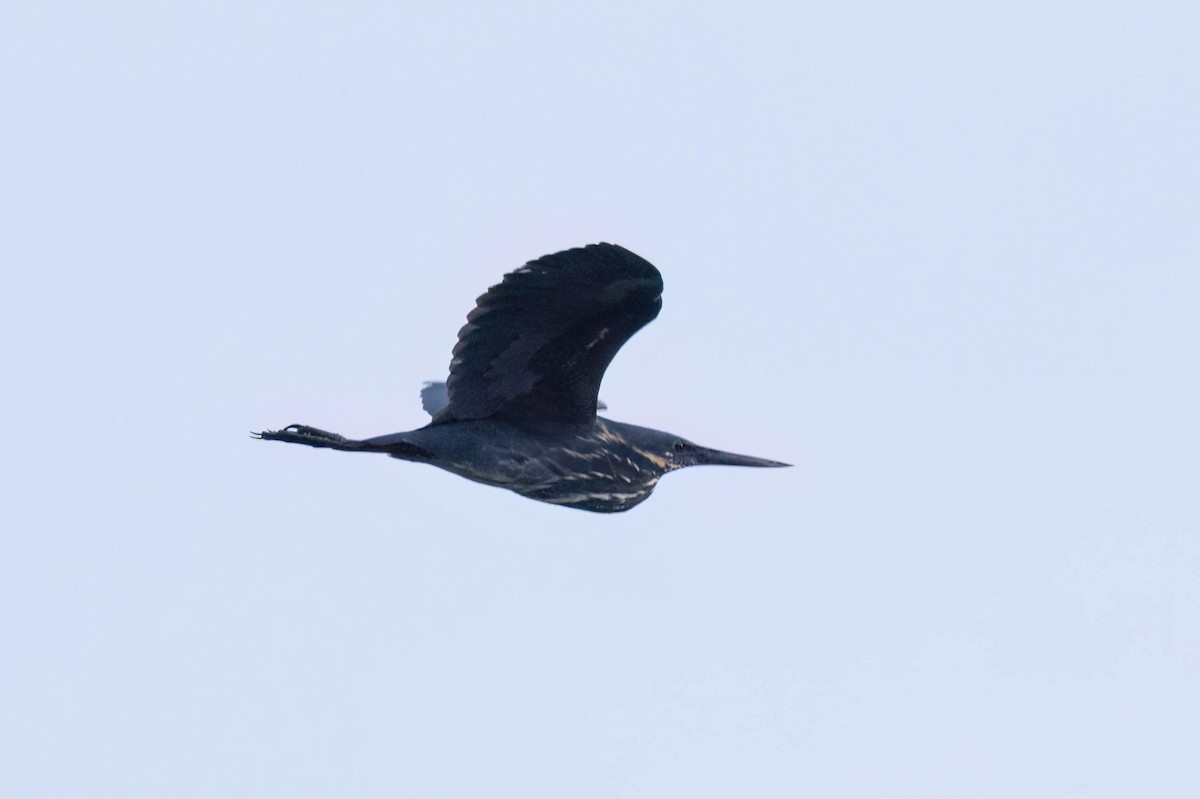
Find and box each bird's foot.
[252,424,350,448]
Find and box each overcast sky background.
[3,2,1197,796]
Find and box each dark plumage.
[256,243,789,512]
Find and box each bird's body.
[257,243,788,512]
[368,417,666,513]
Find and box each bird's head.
[663,435,792,471]
[611,421,791,473]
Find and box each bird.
[255,243,789,513]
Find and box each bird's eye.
[674,440,688,451]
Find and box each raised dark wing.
[421,379,605,417]
[440,243,662,424]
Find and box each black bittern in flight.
[256,243,789,512]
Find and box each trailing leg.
[253,424,367,451]
[253,424,432,460]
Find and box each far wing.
[441,243,662,424]
[420,381,450,416]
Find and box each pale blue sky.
[3,2,1197,796]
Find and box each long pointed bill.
[692,446,792,468]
